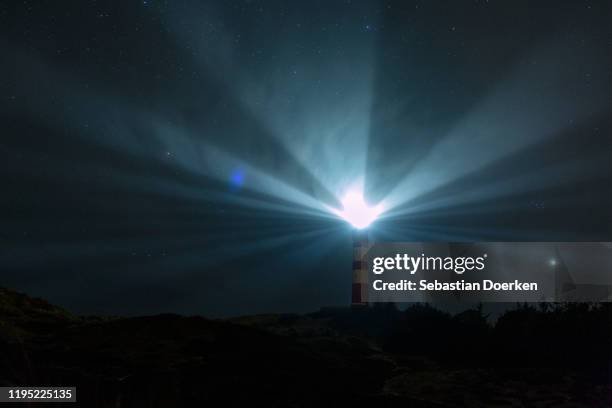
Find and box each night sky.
[2,0,612,317]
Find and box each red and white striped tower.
[352,229,369,306]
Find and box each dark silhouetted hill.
[1,288,612,407]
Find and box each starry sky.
[1,0,612,316]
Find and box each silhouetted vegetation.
[2,287,612,406]
[384,302,612,375]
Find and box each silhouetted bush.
[385,304,454,356]
[384,302,612,375]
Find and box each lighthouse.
[352,229,369,306]
[329,187,382,306]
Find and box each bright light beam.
[163,1,377,204]
[330,189,383,229]
[379,41,609,216]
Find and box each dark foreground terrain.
[1,288,611,407]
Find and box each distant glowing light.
[332,190,383,229]
[549,258,557,267]
[229,169,245,188]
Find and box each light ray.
[380,42,609,215]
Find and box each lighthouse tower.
[332,188,380,306]
[352,229,369,306]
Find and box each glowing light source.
[332,189,383,229]
[229,168,245,189]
